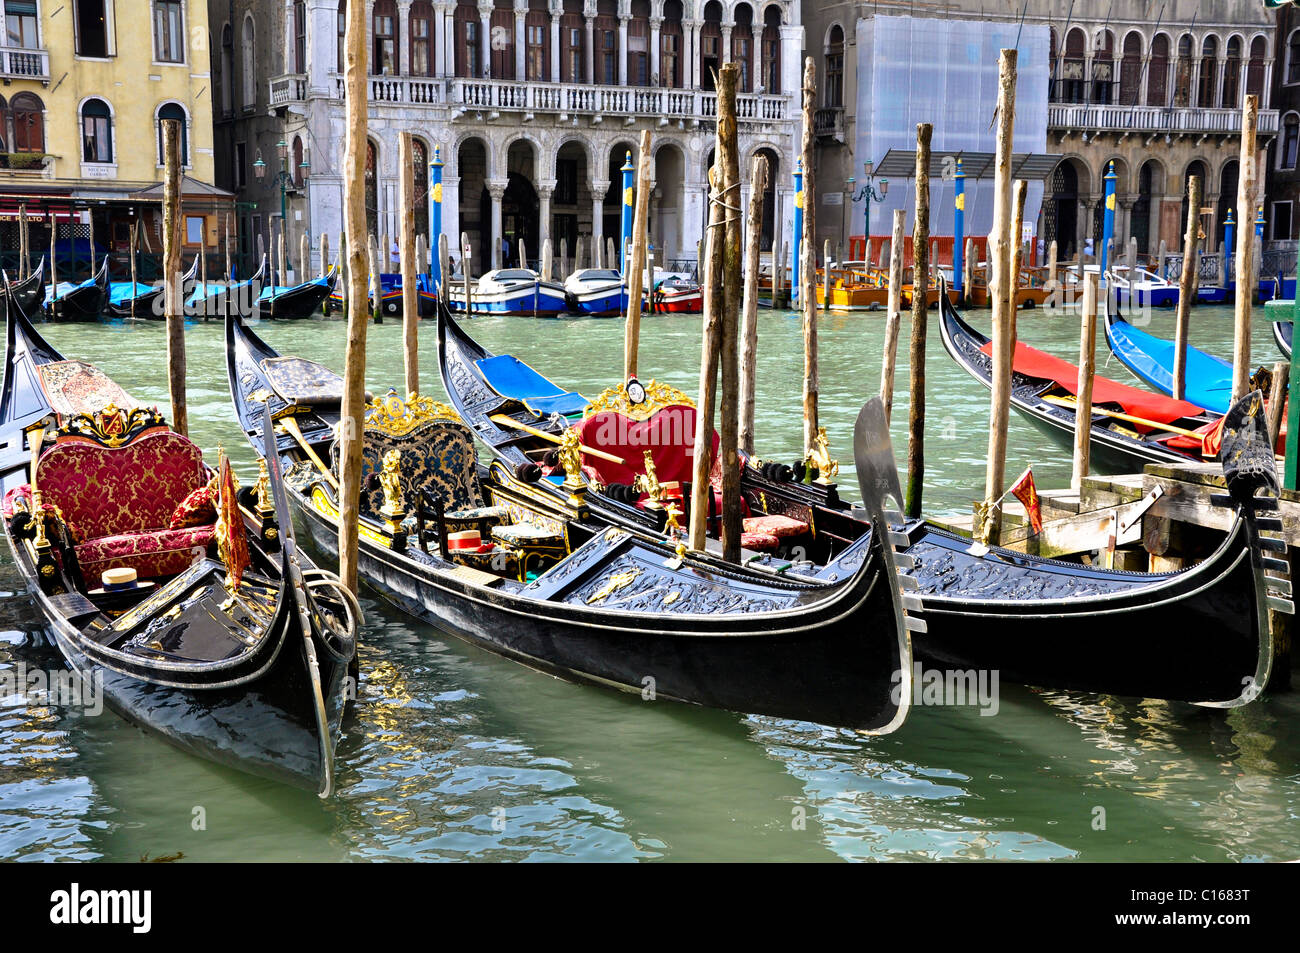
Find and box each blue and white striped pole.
[620,151,635,275]
[953,158,966,299]
[1100,160,1117,275]
[430,145,444,292]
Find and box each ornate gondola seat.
[35,408,215,579]
[332,389,506,527]
[573,380,715,489]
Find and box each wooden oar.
[277,414,340,490]
[1041,393,1208,440]
[489,414,627,465]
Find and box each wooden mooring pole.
[800,57,820,457]
[1173,174,1202,401]
[1233,94,1259,403]
[338,0,370,594]
[162,119,187,436]
[399,131,419,397]
[905,122,932,519]
[739,154,768,456]
[880,209,905,424]
[715,66,743,562]
[977,48,1017,544]
[623,129,652,382]
[1072,273,1098,491]
[688,163,725,553]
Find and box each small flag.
[1009,466,1043,535]
[1201,415,1227,459]
[215,450,250,592]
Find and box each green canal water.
[2,305,1298,862]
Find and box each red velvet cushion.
[574,405,717,487]
[743,514,809,538]
[741,531,780,551]
[76,525,216,580]
[36,431,207,541]
[169,483,217,529]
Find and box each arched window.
[156,103,188,167]
[700,0,721,91]
[373,0,398,75]
[412,138,429,238]
[294,1,307,73]
[365,139,378,238]
[731,4,753,93]
[1281,114,1299,171]
[153,0,185,63]
[1247,36,1267,99]
[1173,33,1193,107]
[410,1,433,76]
[1288,30,1300,85]
[594,0,616,86]
[1119,31,1142,105]
[1197,36,1218,108]
[1148,34,1169,106]
[242,17,256,108]
[1091,30,1113,104]
[826,25,844,108]
[1223,36,1242,107]
[761,5,781,93]
[10,92,44,154]
[1061,28,1085,103]
[660,0,682,88]
[81,98,113,163]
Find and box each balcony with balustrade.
[0,46,49,84]
[1048,102,1280,139]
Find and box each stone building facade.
[804,0,1278,260]
[213,0,805,276]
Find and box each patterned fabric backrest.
[331,420,484,517]
[36,431,208,538]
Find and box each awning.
[874,149,1064,181]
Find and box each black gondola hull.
[255,269,338,320]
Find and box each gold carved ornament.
[364,389,463,438]
[804,426,839,485]
[583,379,696,422]
[633,450,664,509]
[586,566,643,604]
[58,404,168,448]
[378,448,407,533]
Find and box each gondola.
[1,293,359,795]
[188,255,268,320]
[227,309,915,733]
[106,256,198,320]
[939,276,1222,472]
[1274,318,1292,360]
[437,295,1283,706]
[255,265,339,320]
[2,257,44,316]
[43,256,109,322]
[1103,279,1233,415]
[325,273,439,319]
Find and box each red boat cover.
[980,340,1204,425]
[574,405,715,486]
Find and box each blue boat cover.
[475,354,589,416]
[1105,316,1232,415]
[108,282,158,306]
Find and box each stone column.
[515,0,527,80]
[550,1,562,82]
[591,177,610,260]
[397,0,412,76]
[442,175,461,252]
[721,24,732,74]
[435,1,453,77]
[538,179,555,251]
[307,0,336,94]
[585,13,595,84]
[478,0,492,77]
[488,179,508,268]
[650,16,661,86]
[1263,62,1274,108]
[1213,56,1225,107]
[618,15,629,86]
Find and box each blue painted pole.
[953,158,966,296]
[1223,207,1234,289]
[792,158,804,304]
[430,145,444,292]
[1100,160,1116,274]
[619,151,635,275]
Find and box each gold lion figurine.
[558,428,584,490]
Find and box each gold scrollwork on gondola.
[583,380,696,421]
[363,389,463,438]
[58,404,168,448]
[585,566,643,604]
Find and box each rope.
[707,181,742,227]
